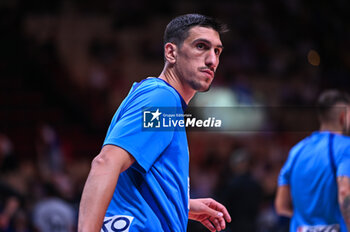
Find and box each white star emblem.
[150,109,162,121]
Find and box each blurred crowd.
[1,0,349,231]
[0,126,90,232]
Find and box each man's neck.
[158,66,196,104]
[319,124,343,135]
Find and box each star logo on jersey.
[143,108,162,128]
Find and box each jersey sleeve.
[278,151,295,186]
[337,145,350,177]
[103,87,178,173]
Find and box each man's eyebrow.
[192,38,224,49]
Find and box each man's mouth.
[200,69,214,79]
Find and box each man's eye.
[196,43,206,49]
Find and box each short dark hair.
[164,14,228,47]
[317,89,350,122]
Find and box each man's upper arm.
[275,149,295,217]
[335,144,350,229]
[78,145,135,232]
[337,176,350,229]
[336,146,350,201]
[275,185,293,217]
[95,145,135,174]
[338,176,350,198]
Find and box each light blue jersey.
[102,78,189,232]
[278,131,350,232]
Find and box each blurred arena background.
[0,0,349,231]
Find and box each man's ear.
[164,43,177,64]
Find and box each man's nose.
[205,49,218,69]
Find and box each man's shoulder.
[127,78,181,107]
[336,134,350,143]
[289,135,313,155]
[334,134,350,154]
[132,78,178,98]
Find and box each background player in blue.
[275,90,350,231]
[78,14,231,232]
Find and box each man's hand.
[189,198,231,232]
